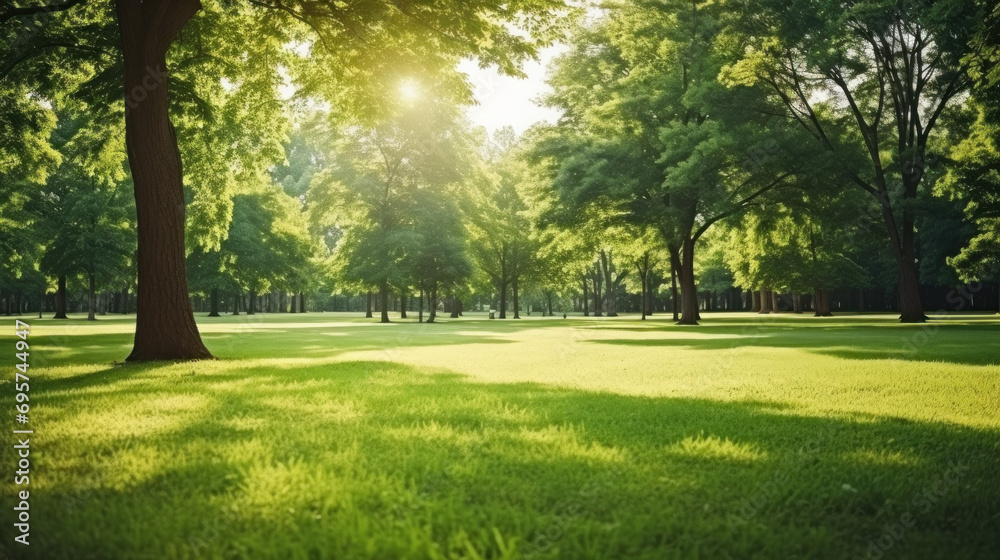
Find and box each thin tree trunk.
[54,274,68,319]
[793,293,802,314]
[299,292,305,313]
[670,256,679,321]
[87,274,97,321]
[117,0,211,360]
[418,286,424,323]
[428,283,438,323]
[233,292,240,316]
[499,284,507,319]
[771,291,780,313]
[366,291,373,318]
[208,287,220,317]
[449,295,460,318]
[513,277,521,319]
[380,281,390,323]
[248,289,256,315]
[582,276,589,317]
[401,293,408,319]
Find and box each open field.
[3,312,999,559]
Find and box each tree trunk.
[418,286,424,323]
[670,259,679,321]
[592,266,603,317]
[513,277,521,319]
[547,293,553,317]
[759,289,771,313]
[379,281,390,323]
[299,292,305,313]
[814,288,833,317]
[87,274,97,321]
[208,287,220,317]
[750,289,760,312]
[771,291,780,313]
[247,289,256,315]
[428,283,438,323]
[401,293,408,319]
[449,295,460,318]
[600,249,618,317]
[233,292,240,315]
[366,291,373,318]
[582,276,589,317]
[499,284,507,319]
[674,237,699,325]
[117,0,211,360]
[793,293,802,314]
[54,274,68,319]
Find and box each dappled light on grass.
[5,312,1000,558]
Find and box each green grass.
[2,311,999,559]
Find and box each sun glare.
[399,80,420,102]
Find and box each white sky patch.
[458,44,567,135]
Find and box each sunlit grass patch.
[2,312,999,559]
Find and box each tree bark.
[670,258,679,321]
[793,293,802,314]
[379,281,390,323]
[674,237,699,324]
[499,284,507,319]
[366,291,373,318]
[582,276,589,317]
[400,293,408,319]
[771,291,780,313]
[87,274,96,321]
[449,295,459,318]
[512,276,521,319]
[600,249,618,316]
[208,287,220,317]
[591,265,603,317]
[428,283,438,323]
[759,289,771,314]
[233,292,240,315]
[54,274,68,319]
[814,288,833,317]
[247,289,256,315]
[117,0,211,360]
[418,286,424,323]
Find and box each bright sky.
[457,45,567,136]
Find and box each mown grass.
[2,311,999,559]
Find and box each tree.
[4,0,569,359]
[537,0,796,324]
[723,0,993,321]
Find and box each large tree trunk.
[208,287,220,317]
[366,291,373,318]
[53,274,68,319]
[750,289,760,312]
[793,293,802,314]
[87,274,96,321]
[512,277,521,319]
[379,281,390,323]
[759,289,771,314]
[814,288,833,317]
[117,0,211,360]
[449,295,460,318]
[771,291,780,312]
[674,237,699,325]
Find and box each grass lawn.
[2,311,999,559]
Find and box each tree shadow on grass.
[22,361,1000,560]
[589,322,1000,366]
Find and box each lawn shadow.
[24,360,1000,560]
